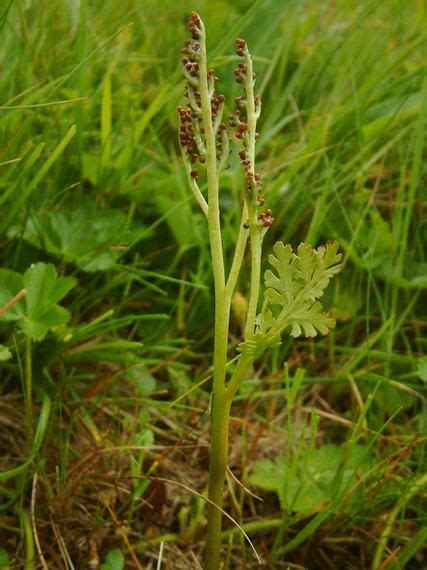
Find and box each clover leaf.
[250,444,370,515]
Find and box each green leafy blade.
[260,241,342,340]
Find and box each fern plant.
[178,13,342,568]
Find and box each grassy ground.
[0,0,426,567]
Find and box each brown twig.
[103,500,144,569]
[0,288,26,317]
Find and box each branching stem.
[178,15,287,569]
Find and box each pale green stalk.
[203,34,264,568]
[189,21,261,569]
[194,19,235,568]
[243,51,263,340]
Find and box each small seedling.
[178,12,342,567]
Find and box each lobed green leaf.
[260,241,342,340]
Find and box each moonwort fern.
[177,13,342,568]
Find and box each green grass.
[0,0,425,568]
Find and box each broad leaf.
[250,444,370,515]
[0,263,76,341]
[8,204,145,272]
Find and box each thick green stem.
[197,20,232,567]
[205,292,230,569]
[205,391,231,569]
[205,353,253,570]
